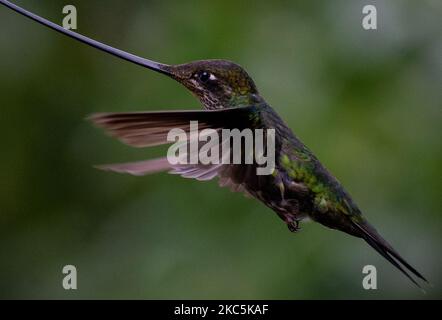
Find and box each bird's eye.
[199,71,210,82]
[196,71,216,83]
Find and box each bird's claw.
[287,220,300,232]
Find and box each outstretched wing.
[89,107,256,147]
[89,106,265,195]
[96,157,253,196]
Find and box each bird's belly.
[247,171,312,224]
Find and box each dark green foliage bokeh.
[0,0,440,299]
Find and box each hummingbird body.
[209,100,362,235]
[0,0,428,288]
[155,61,362,235]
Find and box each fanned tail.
[352,219,428,289]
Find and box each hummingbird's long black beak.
[0,0,172,76]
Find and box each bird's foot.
[287,220,300,232]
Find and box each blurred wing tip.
[86,113,110,129]
[93,164,145,176]
[93,164,116,172]
[86,112,104,121]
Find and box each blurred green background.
[0,0,441,299]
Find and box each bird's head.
[161,60,262,109]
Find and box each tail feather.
[352,220,428,288]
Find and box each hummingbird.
[1,0,428,288]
